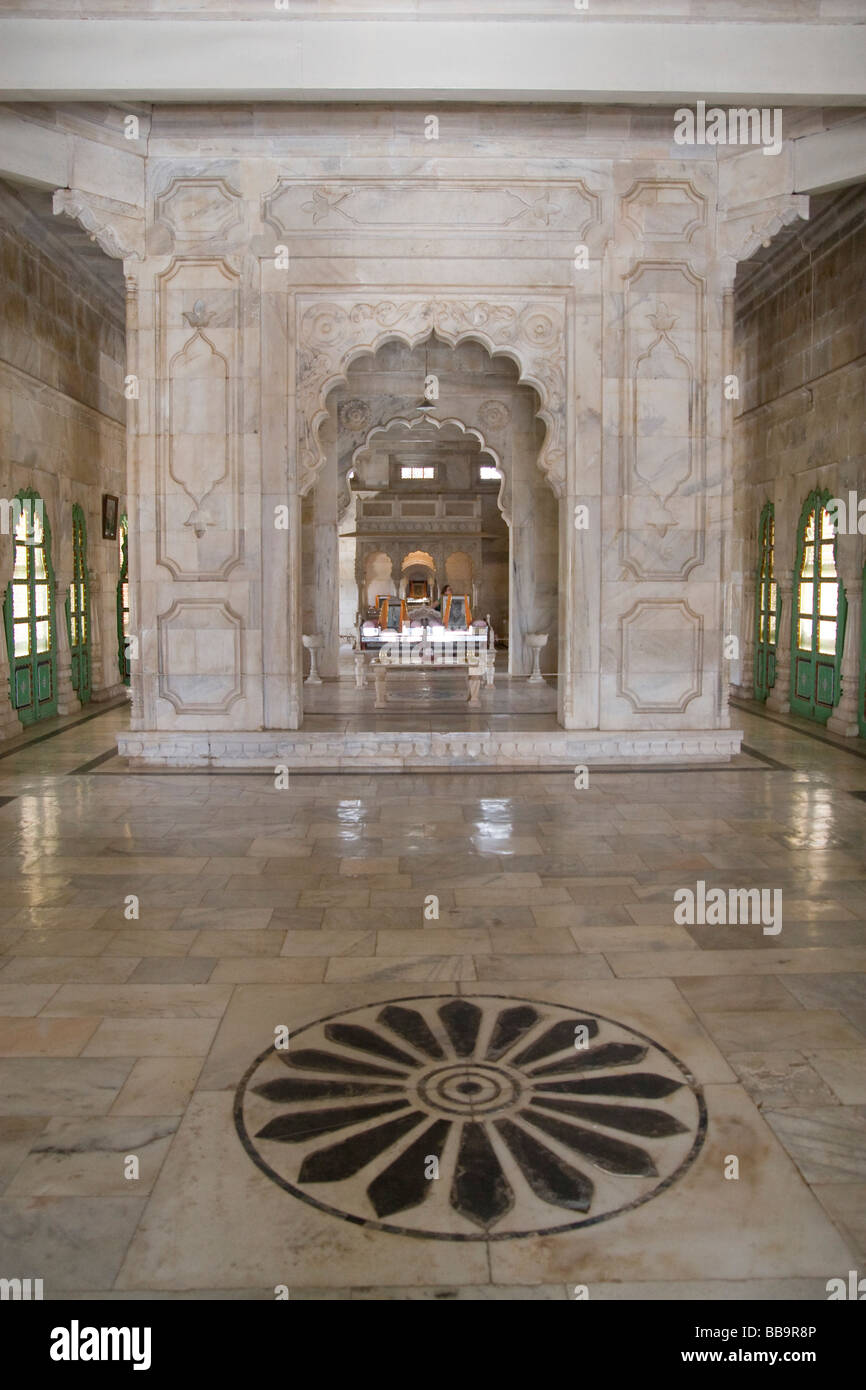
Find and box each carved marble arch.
[350,413,512,525]
[295,295,567,499]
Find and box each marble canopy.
[45,105,812,768]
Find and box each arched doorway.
[303,332,557,716]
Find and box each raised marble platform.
[116,727,743,770]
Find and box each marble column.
[766,576,793,714]
[732,572,756,699]
[313,421,340,678]
[827,573,863,737]
[53,572,79,717]
[88,567,103,694]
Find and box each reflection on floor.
[303,657,559,733]
[0,703,864,1299]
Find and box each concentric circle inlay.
[234,994,707,1240]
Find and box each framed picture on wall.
[102,494,119,540]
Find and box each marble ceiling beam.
[1,20,865,104]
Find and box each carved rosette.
[296,295,567,496]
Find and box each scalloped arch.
[295,295,567,499]
[350,412,511,524]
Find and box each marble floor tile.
[609,947,866,977]
[325,955,478,983]
[191,930,285,957]
[470,954,614,980]
[673,975,801,1014]
[811,1184,866,1263]
[40,984,233,1019]
[572,926,698,952]
[727,1051,839,1109]
[280,930,376,957]
[376,928,491,955]
[175,908,275,931]
[0,1016,100,1056]
[0,1116,49,1193]
[0,1058,135,1115]
[806,1049,866,1104]
[5,1116,179,1196]
[111,1058,204,1115]
[762,1107,866,1183]
[81,1018,221,1058]
[486,927,578,954]
[102,929,200,957]
[128,958,217,984]
[698,1009,865,1054]
[209,957,327,983]
[0,1196,147,1290]
[782,973,866,1037]
[0,982,60,1015]
[533,904,636,927]
[9,929,114,957]
[0,956,140,984]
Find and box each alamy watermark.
[674,101,782,157]
[826,491,866,535]
[0,497,45,541]
[674,880,782,936]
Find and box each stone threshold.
[117,727,743,770]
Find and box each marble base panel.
[117,728,744,771]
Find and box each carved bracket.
[52,188,143,261]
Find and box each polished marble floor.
[0,701,864,1299]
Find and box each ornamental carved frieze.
[296,294,567,496]
[263,178,600,239]
[356,517,482,535]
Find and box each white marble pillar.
[766,576,793,714]
[827,573,863,737]
[312,421,340,679]
[559,280,602,731]
[731,572,756,699]
[53,572,79,717]
[508,392,536,677]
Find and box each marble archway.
[295,295,567,500]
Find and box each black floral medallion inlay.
[233,994,707,1241]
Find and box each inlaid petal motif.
[235,994,706,1239]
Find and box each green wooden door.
[117,514,130,686]
[754,502,779,701]
[2,491,58,726]
[66,504,91,705]
[790,489,847,724]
